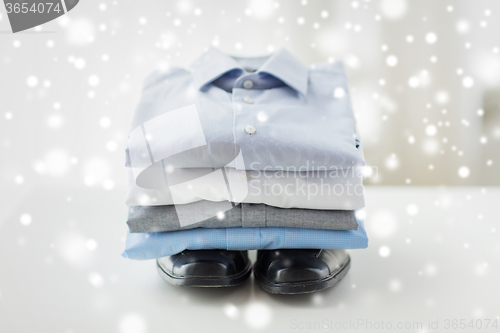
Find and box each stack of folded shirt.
[121,46,368,260]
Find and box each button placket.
[232,74,258,169]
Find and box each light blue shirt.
[126,46,364,172]
[122,218,368,260]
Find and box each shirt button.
[243,96,253,104]
[243,79,254,89]
[245,125,256,134]
[240,171,250,181]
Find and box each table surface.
[0,186,499,333]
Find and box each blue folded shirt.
[122,218,368,260]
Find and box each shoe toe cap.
[158,250,249,278]
[267,257,330,283]
[174,261,236,277]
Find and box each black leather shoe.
[254,249,351,294]
[156,250,252,287]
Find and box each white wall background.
[1,0,499,195]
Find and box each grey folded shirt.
[127,201,358,233]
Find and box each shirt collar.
[189,46,309,96]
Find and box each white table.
[0,187,499,332]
